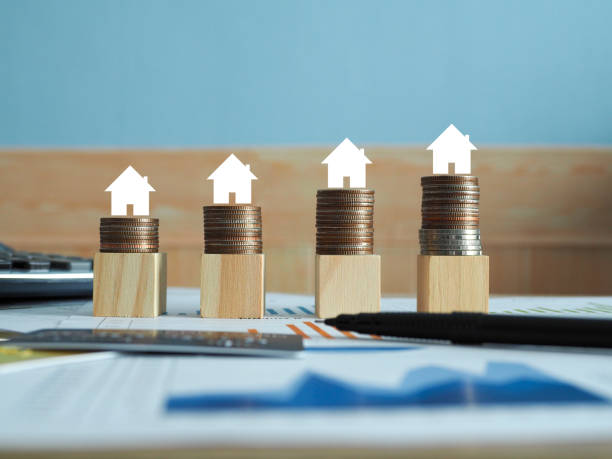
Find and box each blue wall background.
[1,0,611,147]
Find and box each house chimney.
[144,176,148,182]
[465,135,470,141]
[246,165,251,171]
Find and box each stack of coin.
[316,189,374,255]
[100,217,159,253]
[203,205,262,254]
[419,176,482,255]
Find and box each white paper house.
[208,154,258,204]
[322,138,372,188]
[427,124,477,174]
[105,166,156,216]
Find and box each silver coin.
[420,229,480,235]
[420,241,481,246]
[420,232,480,237]
[421,250,483,256]
[420,239,482,245]
[420,237,482,243]
[419,236,481,242]
[421,244,482,250]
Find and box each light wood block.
[200,254,265,318]
[417,255,489,313]
[315,254,381,318]
[93,252,167,318]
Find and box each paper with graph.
[1,289,612,449]
[2,288,612,339]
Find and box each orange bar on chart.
[286,324,310,339]
[337,329,357,339]
[304,321,334,339]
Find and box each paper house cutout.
[105,166,155,216]
[427,124,477,174]
[208,154,258,204]
[322,138,372,188]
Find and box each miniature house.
[208,154,258,204]
[105,166,155,216]
[427,124,477,174]
[322,138,372,188]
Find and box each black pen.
[324,312,612,348]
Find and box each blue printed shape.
[166,362,606,412]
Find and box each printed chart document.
[1,288,612,450]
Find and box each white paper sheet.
[2,344,612,450]
[1,289,612,450]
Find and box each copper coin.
[204,205,260,210]
[101,249,159,253]
[422,185,480,191]
[422,202,480,207]
[421,176,478,184]
[317,197,374,201]
[316,250,373,255]
[421,226,479,230]
[204,217,261,221]
[423,216,480,221]
[101,217,159,223]
[204,244,262,248]
[100,243,159,248]
[100,233,159,238]
[316,208,373,213]
[317,231,374,235]
[317,188,374,194]
[316,224,373,229]
[317,238,374,242]
[100,226,159,232]
[203,212,261,216]
[204,230,262,235]
[208,252,262,254]
[100,239,159,243]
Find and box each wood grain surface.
[93,252,167,317]
[200,254,265,318]
[417,255,489,313]
[315,254,381,318]
[1,147,610,294]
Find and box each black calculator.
[0,243,93,300]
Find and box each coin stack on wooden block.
[417,176,489,313]
[315,189,381,318]
[200,205,264,318]
[93,217,167,317]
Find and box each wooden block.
[93,252,167,318]
[417,255,489,313]
[315,254,381,318]
[200,254,264,318]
